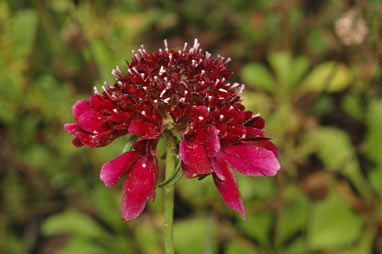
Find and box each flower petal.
[205,125,220,157]
[245,127,265,140]
[248,140,279,157]
[121,156,157,221]
[128,119,158,138]
[78,111,107,133]
[211,157,225,181]
[100,151,140,187]
[246,115,265,129]
[64,123,79,134]
[212,156,246,219]
[72,100,90,118]
[222,144,280,176]
[179,138,213,178]
[75,130,114,147]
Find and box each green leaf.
[369,166,382,196]
[174,217,217,254]
[238,175,276,200]
[300,62,351,93]
[240,63,275,92]
[122,135,138,153]
[158,157,183,187]
[268,51,292,88]
[341,92,364,121]
[307,191,364,250]
[301,127,370,196]
[41,209,107,239]
[283,237,309,254]
[302,127,354,170]
[325,228,375,254]
[276,197,309,246]
[238,211,273,246]
[225,238,258,254]
[135,223,161,254]
[57,236,106,254]
[364,99,382,165]
[10,9,38,59]
[289,56,310,89]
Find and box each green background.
[0,0,381,253]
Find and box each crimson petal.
[222,144,280,176]
[78,111,107,133]
[121,156,157,221]
[248,140,279,157]
[72,100,90,118]
[205,125,220,157]
[128,119,158,138]
[179,138,213,178]
[212,156,246,219]
[100,151,140,187]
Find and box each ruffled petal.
[64,123,79,134]
[75,130,114,147]
[222,144,280,176]
[179,138,213,178]
[100,151,140,187]
[245,115,265,129]
[128,119,158,138]
[245,127,265,140]
[78,111,107,133]
[121,156,157,221]
[205,125,220,157]
[72,100,90,118]
[248,140,279,157]
[212,156,246,219]
[211,157,225,181]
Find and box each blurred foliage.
[0,0,381,253]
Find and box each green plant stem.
[164,132,176,254]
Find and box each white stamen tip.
[164,39,169,50]
[159,66,166,76]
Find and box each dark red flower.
[65,39,280,220]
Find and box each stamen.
[159,66,166,76]
[164,39,169,51]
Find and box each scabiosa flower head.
[65,39,280,221]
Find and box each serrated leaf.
[308,191,364,250]
[240,63,275,92]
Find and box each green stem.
[164,132,176,254]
